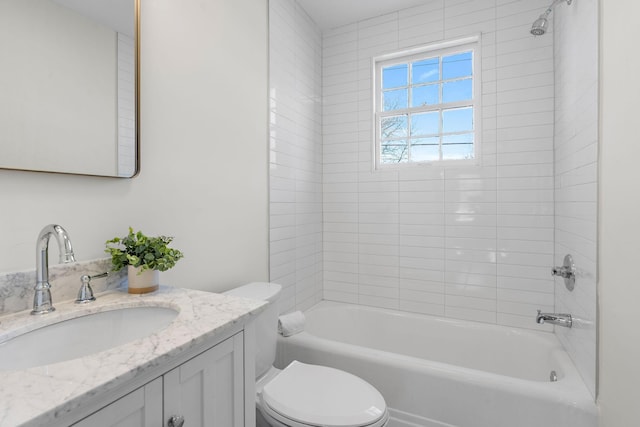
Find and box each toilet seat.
[259,361,388,427]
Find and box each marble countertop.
[0,286,266,427]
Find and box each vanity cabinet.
[164,331,244,426]
[74,332,245,427]
[73,378,163,427]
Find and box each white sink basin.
[0,306,178,371]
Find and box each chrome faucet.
[32,224,76,315]
[536,310,572,328]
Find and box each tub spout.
[536,310,572,328]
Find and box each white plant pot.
[127,265,159,294]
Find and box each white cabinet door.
[164,332,244,427]
[73,377,162,427]
[72,332,246,427]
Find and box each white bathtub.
[276,301,597,427]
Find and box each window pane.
[381,115,408,138]
[383,89,408,111]
[442,143,474,160]
[412,84,439,107]
[442,133,473,145]
[411,111,439,136]
[442,52,472,80]
[412,58,439,84]
[381,143,408,163]
[383,64,408,89]
[413,136,440,145]
[442,107,473,133]
[411,144,440,162]
[442,78,472,103]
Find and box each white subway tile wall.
[554,0,598,398]
[321,0,557,330]
[270,0,597,397]
[269,0,323,313]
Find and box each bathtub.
[276,301,597,427]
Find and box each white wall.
[553,0,598,399]
[321,0,556,329]
[0,0,269,293]
[269,0,324,313]
[598,0,640,424]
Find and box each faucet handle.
[75,274,99,304]
[551,254,576,291]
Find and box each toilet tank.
[224,282,281,379]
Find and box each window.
[374,37,480,167]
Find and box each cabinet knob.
[168,415,185,427]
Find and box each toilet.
[224,282,389,427]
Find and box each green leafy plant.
[105,227,184,272]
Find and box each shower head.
[531,15,549,36]
[530,0,573,36]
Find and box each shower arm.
[541,0,572,18]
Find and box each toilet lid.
[262,361,387,427]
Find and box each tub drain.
[549,370,558,382]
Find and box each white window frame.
[373,35,482,169]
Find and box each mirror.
[0,0,139,177]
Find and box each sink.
[0,306,178,371]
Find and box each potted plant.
[105,227,184,294]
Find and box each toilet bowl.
[224,283,388,427]
[257,362,388,427]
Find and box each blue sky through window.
[378,47,476,163]
[443,52,472,79]
[412,58,439,84]
[382,64,407,89]
[443,107,473,133]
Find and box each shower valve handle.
[551,254,576,291]
[168,415,184,427]
[551,266,573,279]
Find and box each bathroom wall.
[599,1,640,423]
[268,0,324,313]
[321,0,556,329]
[0,0,269,294]
[553,0,598,398]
